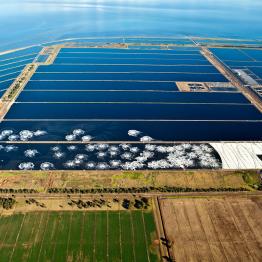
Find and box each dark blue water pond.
[25,80,178,91]
[0,79,14,91]
[0,47,41,60]
[0,60,32,70]
[57,52,203,60]
[247,68,262,79]
[31,72,227,82]
[210,48,252,61]
[225,61,262,67]
[36,65,218,74]
[54,57,211,66]
[0,121,262,142]
[0,72,20,82]
[60,47,199,54]
[0,54,36,66]
[5,103,261,120]
[0,65,25,75]
[36,55,49,63]
[0,66,25,78]
[240,49,262,61]
[0,142,222,170]
[17,91,250,104]
[59,47,199,55]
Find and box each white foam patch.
[130,147,139,153]
[97,152,107,159]
[24,149,39,158]
[75,154,88,160]
[148,160,171,169]
[140,136,153,142]
[67,145,78,151]
[121,152,133,160]
[40,162,54,170]
[109,151,119,157]
[108,146,119,152]
[120,144,130,150]
[155,146,167,153]
[5,145,18,152]
[145,144,156,151]
[97,162,109,169]
[97,144,109,151]
[135,156,148,162]
[19,130,34,141]
[64,160,77,168]
[51,146,61,152]
[86,162,96,169]
[18,162,34,170]
[199,153,220,168]
[72,129,85,136]
[122,161,144,170]
[188,152,197,159]
[85,144,96,152]
[1,130,13,137]
[65,134,76,141]
[34,130,47,136]
[8,135,19,141]
[82,135,92,142]
[110,160,121,167]
[192,145,204,155]
[128,130,141,137]
[168,155,194,168]
[141,151,154,159]
[200,144,213,153]
[182,143,192,150]
[74,159,83,165]
[53,151,65,159]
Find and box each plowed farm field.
[160,196,262,262]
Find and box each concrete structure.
[210,142,262,169]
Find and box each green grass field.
[0,211,159,262]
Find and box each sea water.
[1,0,262,52]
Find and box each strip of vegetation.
[0,188,38,194]
[25,198,46,208]
[242,172,262,190]
[5,64,34,100]
[122,197,149,209]
[47,186,249,194]
[67,196,149,210]
[0,197,16,209]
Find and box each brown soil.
[159,195,262,262]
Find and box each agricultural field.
[0,170,257,192]
[0,210,159,262]
[160,196,262,262]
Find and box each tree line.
[67,196,149,210]
[0,197,16,209]
[0,188,37,194]
[47,186,249,194]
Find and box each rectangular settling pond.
[31,72,227,82]
[1,120,262,141]
[5,103,262,120]
[17,91,250,103]
[25,80,179,91]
